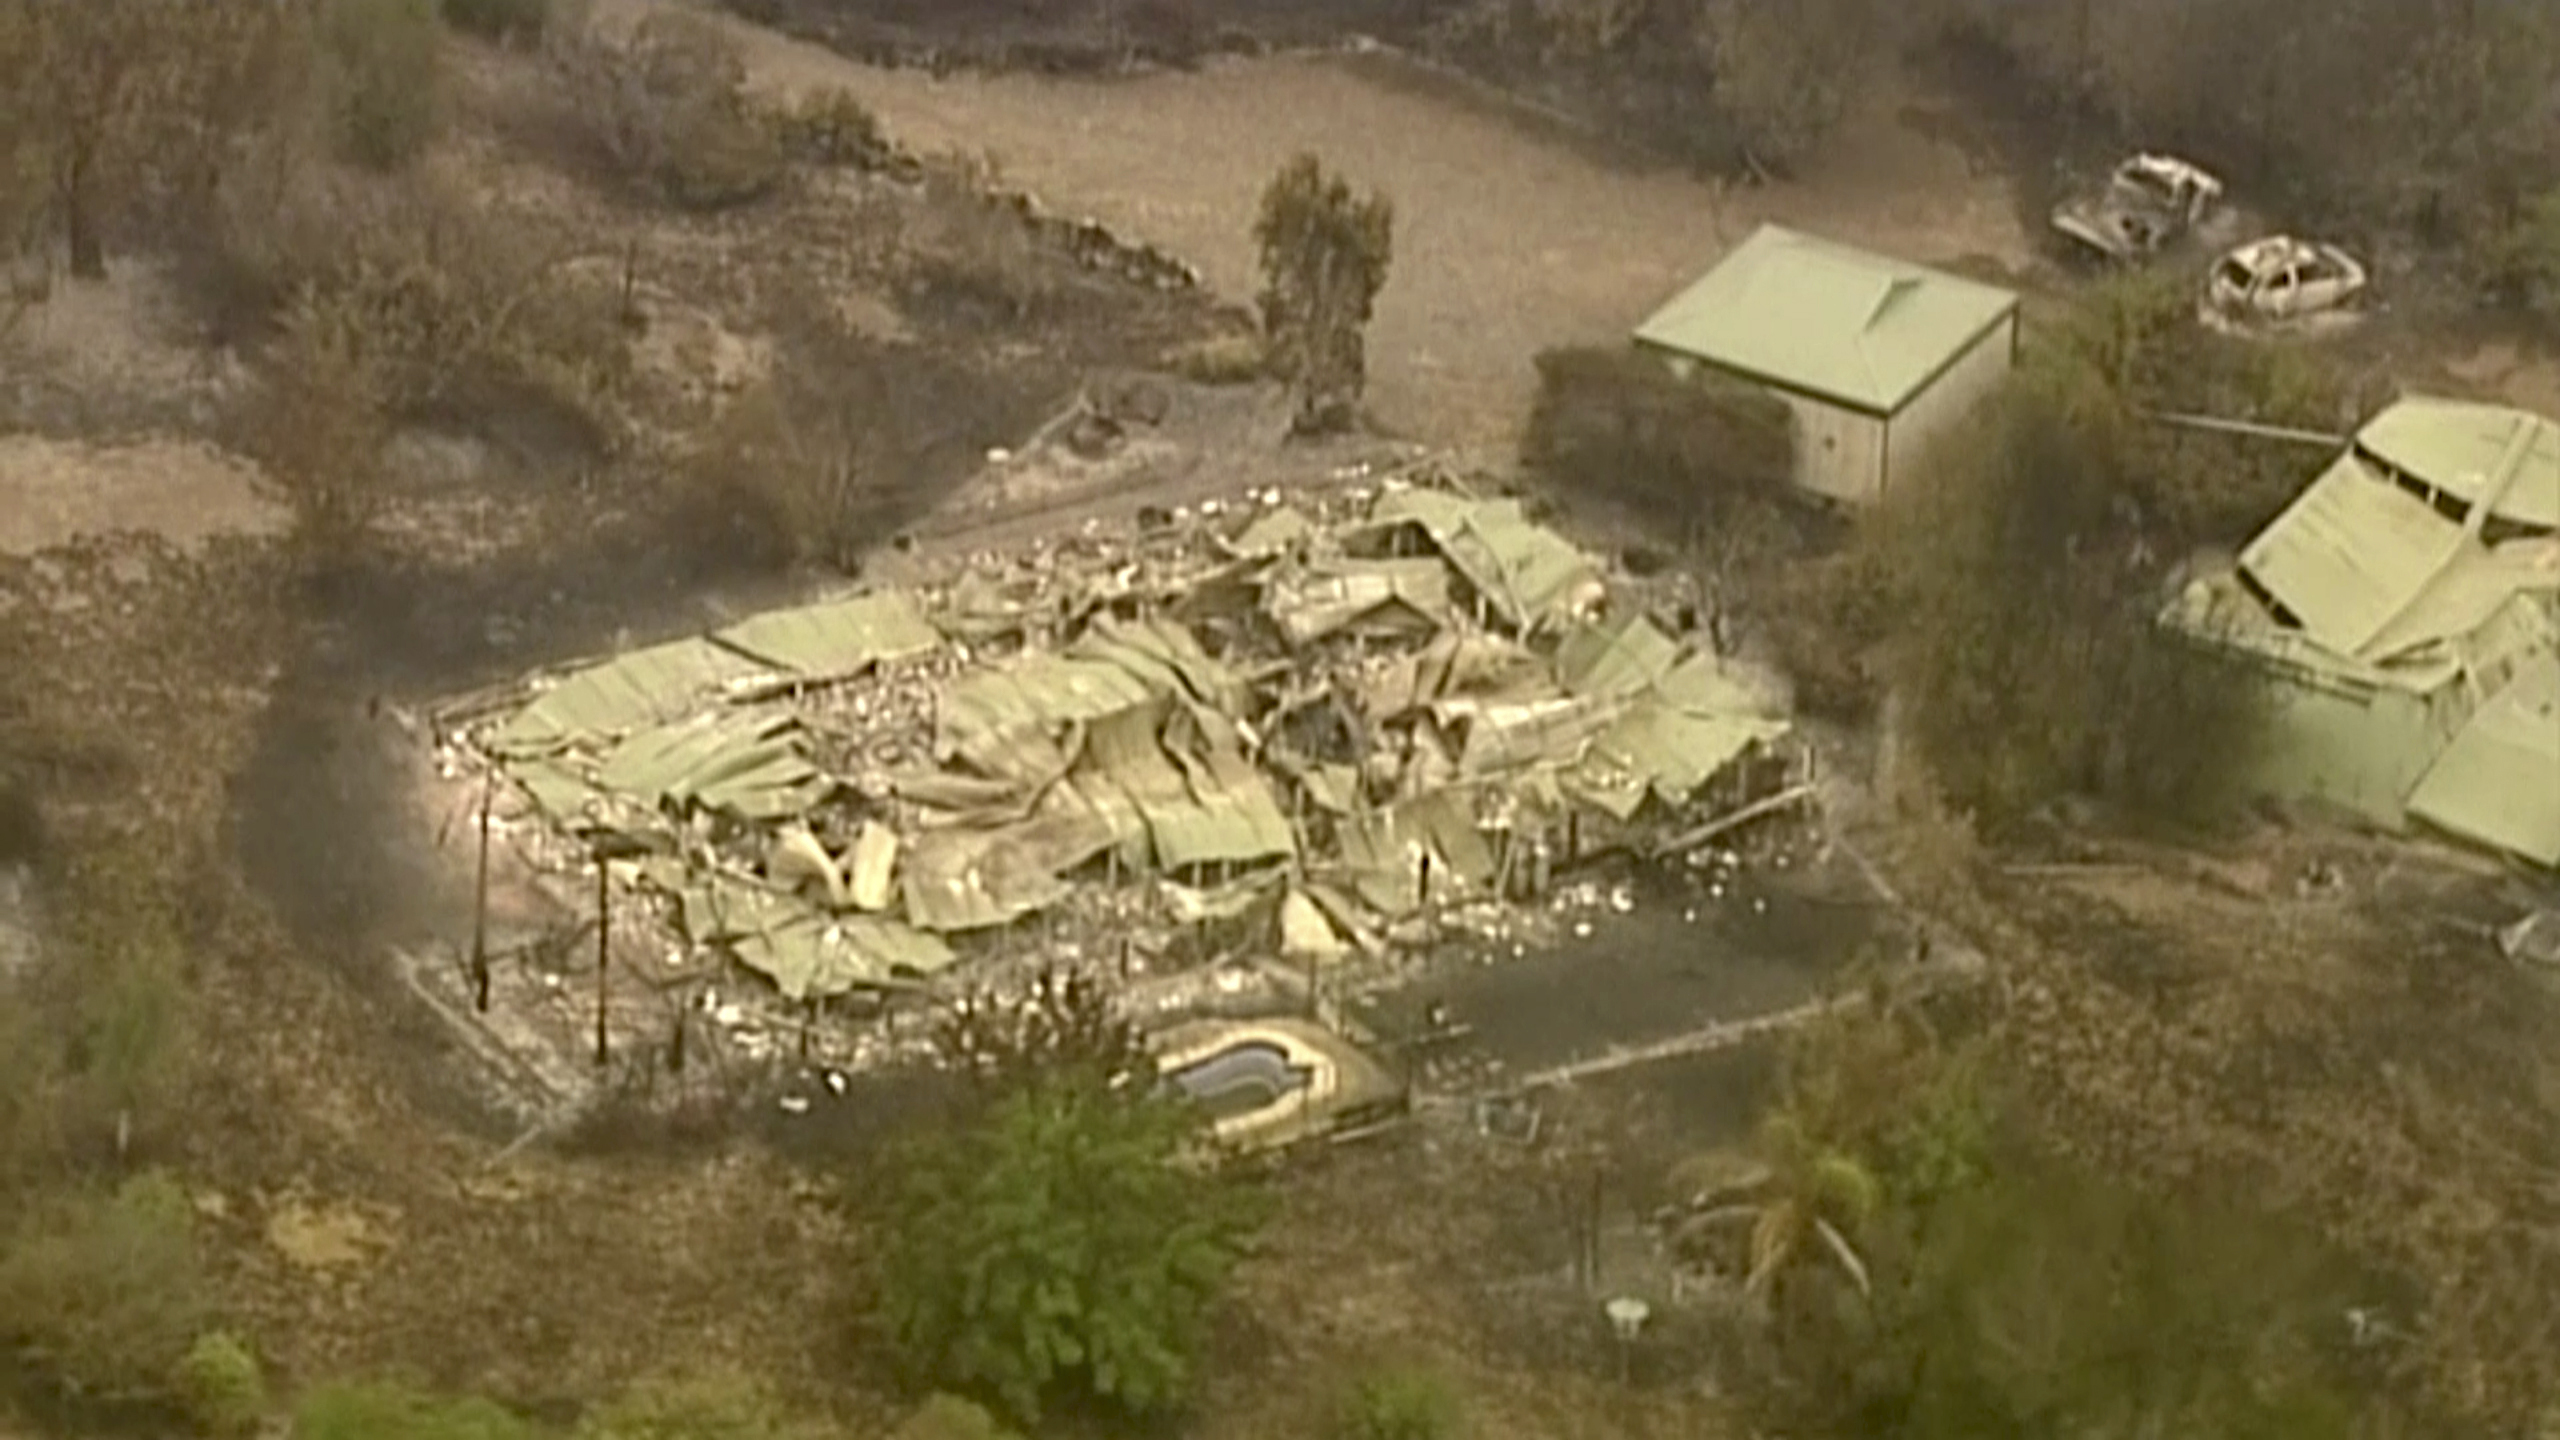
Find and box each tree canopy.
[1253,153,1393,436]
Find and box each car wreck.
[2200,234,2370,335]
[2049,153,2225,262]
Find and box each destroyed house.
[2170,396,2560,866]
[443,475,1796,1006]
[1633,224,2019,506]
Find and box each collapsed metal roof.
[447,473,1794,998]
[2181,397,2560,868]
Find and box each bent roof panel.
[2359,540,2560,662]
[2406,653,2560,868]
[712,590,941,676]
[2239,454,2467,657]
[491,637,765,753]
[1632,224,2018,414]
[2355,396,2560,531]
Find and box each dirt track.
[606,0,2040,454]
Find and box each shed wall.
[2244,669,2466,828]
[1781,392,1885,504]
[1885,311,2018,495]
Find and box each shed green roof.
[1631,224,2018,414]
[2407,653,2560,868]
[2239,452,2465,658]
[2354,396,2560,531]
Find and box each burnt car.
[2198,235,2371,336]
[2049,153,2225,261]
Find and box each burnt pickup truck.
[2050,153,2226,262]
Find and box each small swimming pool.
[1166,1041,1311,1124]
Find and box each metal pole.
[471,773,493,1012]
[594,858,611,1067]
[1586,1164,1605,1290]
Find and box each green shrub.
[765,87,889,169]
[1870,387,2268,833]
[1336,1366,1459,1440]
[296,1381,547,1440]
[175,1331,270,1439]
[1162,330,1266,385]
[880,1078,1267,1426]
[1520,343,1792,537]
[2469,188,2560,327]
[440,0,550,42]
[889,1395,1018,1440]
[322,0,446,171]
[0,1172,207,1400]
[553,12,784,211]
[579,1370,801,1440]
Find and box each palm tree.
[1670,1108,1880,1303]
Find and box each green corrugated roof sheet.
[898,826,1079,933]
[2355,396,2560,531]
[489,637,766,754]
[1224,505,1313,557]
[1555,614,1680,700]
[1369,489,1601,633]
[1357,632,1541,722]
[1075,704,1295,869]
[1336,792,1496,914]
[1264,558,1452,643]
[593,709,830,820]
[2361,547,2560,662]
[1632,224,2017,414]
[1433,695,1614,775]
[938,650,1164,777]
[2406,653,2560,868]
[1066,616,1249,713]
[2240,455,2466,657]
[1579,701,1788,816]
[711,590,942,676]
[675,875,954,998]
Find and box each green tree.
[1700,0,1884,176]
[245,283,395,572]
[1866,382,2268,832]
[878,1070,1266,1425]
[0,1171,207,1400]
[48,833,197,1162]
[1253,153,1393,436]
[0,0,298,277]
[322,0,447,171]
[1674,1107,1882,1304]
[1894,1158,2361,1439]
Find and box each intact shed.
[1633,225,2020,505]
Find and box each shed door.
[1783,396,1885,505]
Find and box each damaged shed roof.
[2354,395,2560,532]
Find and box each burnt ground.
[126,34,1781,1437]
[1365,848,1883,1089]
[11,4,2560,1436]
[719,0,1469,73]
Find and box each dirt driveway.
[610,0,2038,454]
